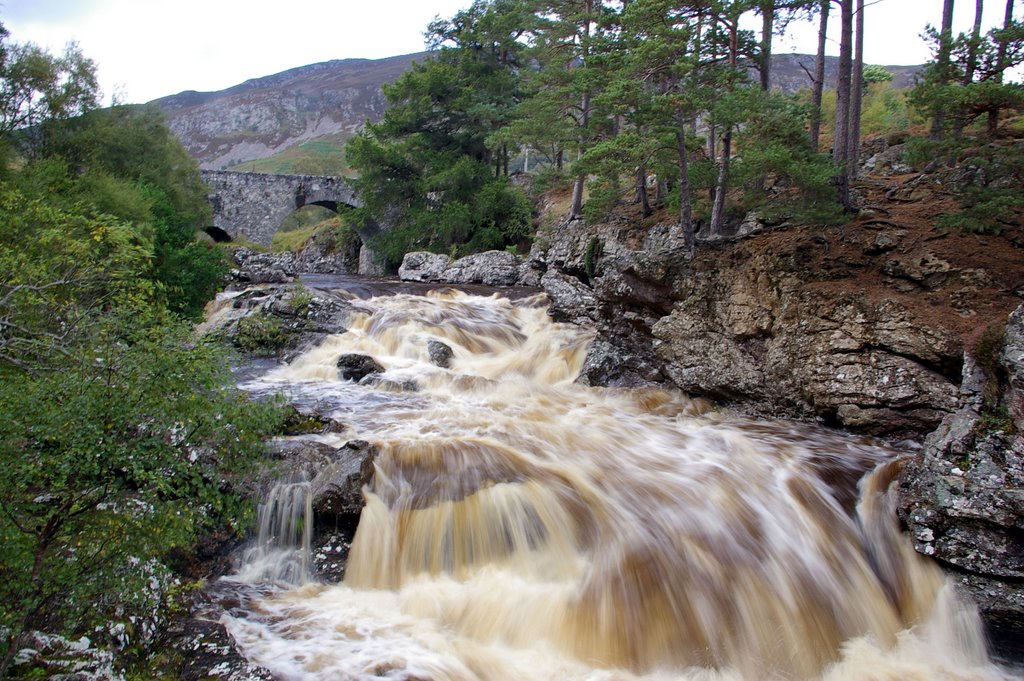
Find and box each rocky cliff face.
[538,169,1022,439]
[899,307,1024,661]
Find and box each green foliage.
[0,30,99,147]
[0,318,283,670]
[911,14,1024,138]
[862,64,894,85]
[731,90,843,224]
[289,282,314,315]
[859,83,913,138]
[39,105,225,320]
[938,189,1024,234]
[234,312,287,355]
[310,214,361,257]
[0,183,155,369]
[3,105,226,321]
[347,0,533,270]
[906,137,1024,234]
[0,28,285,675]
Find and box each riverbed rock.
[398,251,452,282]
[230,247,297,284]
[652,287,961,435]
[427,339,454,368]
[398,250,541,287]
[440,250,522,286]
[294,231,361,274]
[201,283,353,360]
[337,353,384,382]
[541,271,599,326]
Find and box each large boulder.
[200,283,353,360]
[398,250,541,287]
[230,247,297,284]
[541,271,600,327]
[440,250,523,286]
[398,252,452,282]
[294,233,361,274]
[427,340,454,368]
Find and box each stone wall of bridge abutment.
[200,170,377,247]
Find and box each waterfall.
[223,289,1013,681]
[234,478,313,586]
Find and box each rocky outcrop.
[294,231,361,274]
[230,247,296,284]
[440,251,524,286]
[200,281,353,360]
[899,306,1024,660]
[535,189,1023,438]
[263,437,377,583]
[651,268,961,436]
[398,250,544,288]
[156,54,420,170]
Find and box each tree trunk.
[965,0,985,84]
[760,2,775,91]
[988,0,1015,138]
[569,89,590,219]
[833,0,854,210]
[847,0,865,178]
[710,129,731,235]
[931,0,956,140]
[707,19,718,165]
[810,0,830,152]
[635,165,652,218]
[676,109,694,251]
[956,0,985,138]
[569,1,593,220]
[710,16,739,236]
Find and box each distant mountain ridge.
[153,52,922,173]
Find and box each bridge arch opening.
[273,204,363,271]
[205,225,233,243]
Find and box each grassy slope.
[227,132,354,176]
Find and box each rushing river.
[220,285,1013,681]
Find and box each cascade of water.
[234,479,313,586]
[224,290,1015,681]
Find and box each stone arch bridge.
[201,170,378,247]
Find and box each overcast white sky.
[1,0,1018,105]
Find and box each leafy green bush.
[0,319,283,674]
[234,312,287,355]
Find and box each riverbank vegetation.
[349,0,1023,269]
[0,24,283,677]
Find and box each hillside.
[155,52,922,174]
[152,52,424,172]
